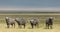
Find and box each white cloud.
[0,7,60,12]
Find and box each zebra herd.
[5,17,53,29]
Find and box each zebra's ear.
[6,17,9,19]
[50,17,53,19]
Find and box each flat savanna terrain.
[0,13,60,32]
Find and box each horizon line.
[0,8,60,12]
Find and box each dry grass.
[0,23,59,32]
[0,13,60,32]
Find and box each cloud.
[0,7,60,12]
[0,7,60,10]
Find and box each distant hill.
[0,10,60,14]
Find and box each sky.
[0,0,60,12]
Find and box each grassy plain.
[0,13,60,32]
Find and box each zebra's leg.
[7,24,9,28]
[32,25,33,28]
[20,24,22,28]
[50,25,53,29]
[48,24,49,29]
[11,24,13,26]
[35,24,37,28]
[18,24,20,28]
[7,23,9,28]
[31,24,33,28]
[24,24,26,29]
[13,23,15,28]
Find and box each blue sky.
[0,0,60,12]
[0,0,60,8]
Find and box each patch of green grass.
[0,14,60,32]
